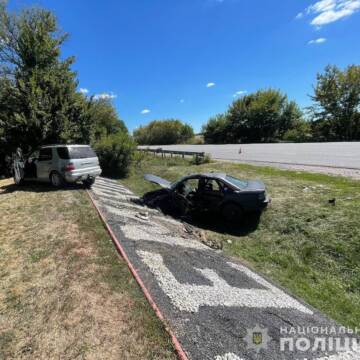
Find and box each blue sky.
[9,0,360,132]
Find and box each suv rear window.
[57,146,96,159]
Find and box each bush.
[283,121,313,142]
[94,132,135,178]
[190,153,211,165]
[133,119,194,145]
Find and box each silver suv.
[14,144,102,188]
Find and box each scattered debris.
[328,198,336,206]
[226,239,232,244]
[136,211,149,221]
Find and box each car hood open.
[144,174,172,189]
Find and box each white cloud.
[79,88,89,94]
[180,99,185,103]
[295,12,304,19]
[94,92,117,100]
[299,0,360,27]
[233,90,247,97]
[141,109,151,114]
[308,37,327,44]
[206,82,216,88]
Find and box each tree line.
[135,65,360,145]
[0,3,134,177]
[1,2,359,177]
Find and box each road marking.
[92,187,131,201]
[314,350,360,360]
[121,223,205,250]
[215,354,243,360]
[137,251,313,314]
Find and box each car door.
[199,178,225,211]
[172,177,200,214]
[36,148,53,180]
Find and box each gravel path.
[90,177,360,360]
[139,143,360,179]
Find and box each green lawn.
[121,155,360,329]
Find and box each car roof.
[183,172,227,180]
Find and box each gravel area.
[90,177,360,360]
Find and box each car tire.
[83,177,95,188]
[50,171,64,188]
[222,203,243,222]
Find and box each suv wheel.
[222,203,243,222]
[83,177,95,188]
[50,172,64,187]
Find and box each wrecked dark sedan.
[143,172,270,221]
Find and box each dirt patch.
[0,179,175,359]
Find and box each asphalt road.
[90,177,360,360]
[139,142,360,170]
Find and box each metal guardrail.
[138,147,205,159]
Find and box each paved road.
[139,143,360,177]
[90,177,359,360]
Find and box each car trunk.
[243,180,266,192]
[62,146,99,171]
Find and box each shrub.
[190,153,211,165]
[94,132,135,178]
[283,121,313,142]
[133,119,194,145]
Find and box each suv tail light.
[64,163,75,172]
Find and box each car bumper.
[64,168,102,183]
[261,196,271,209]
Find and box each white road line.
[137,251,313,314]
[215,354,243,360]
[94,182,134,194]
[92,187,132,201]
[314,350,360,360]
[121,223,205,250]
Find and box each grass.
[0,178,176,360]
[121,154,360,329]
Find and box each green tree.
[88,98,127,142]
[0,3,87,153]
[133,119,194,145]
[0,2,135,177]
[202,89,304,144]
[201,114,228,144]
[310,65,360,141]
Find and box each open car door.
[13,148,25,185]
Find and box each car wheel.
[83,177,95,188]
[222,203,243,222]
[50,172,64,187]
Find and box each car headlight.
[258,192,266,200]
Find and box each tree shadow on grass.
[0,181,86,195]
